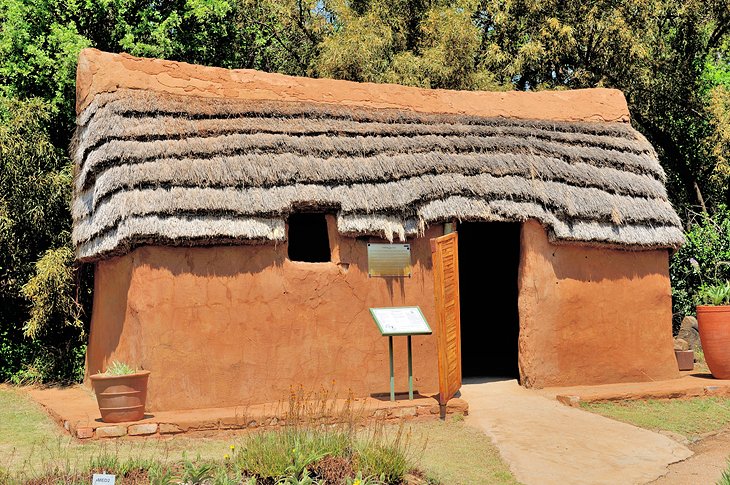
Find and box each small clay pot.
[90,370,150,423]
[697,305,730,379]
[674,350,694,371]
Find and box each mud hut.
[73,49,684,411]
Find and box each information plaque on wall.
[367,243,411,277]
[370,306,432,336]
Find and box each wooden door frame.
[431,230,462,409]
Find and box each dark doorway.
[458,222,521,378]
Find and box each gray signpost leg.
[389,336,395,402]
[407,335,413,400]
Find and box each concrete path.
[461,378,693,485]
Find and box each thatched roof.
[72,50,683,262]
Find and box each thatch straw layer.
[72,89,683,261]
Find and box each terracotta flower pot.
[90,370,150,423]
[697,305,730,379]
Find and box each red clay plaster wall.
[517,221,679,387]
[76,49,630,124]
[86,220,441,411]
[87,219,680,409]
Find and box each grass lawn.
[0,386,516,484]
[412,418,519,485]
[581,397,730,439]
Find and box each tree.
[314,0,730,213]
[0,97,82,382]
[316,0,506,89]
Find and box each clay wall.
[76,49,631,124]
[86,218,442,411]
[517,220,679,387]
[87,218,681,410]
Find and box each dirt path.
[652,429,730,484]
[461,378,692,485]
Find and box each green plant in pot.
[89,360,150,423]
[695,268,730,379]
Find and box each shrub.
[670,206,730,330]
[0,97,90,384]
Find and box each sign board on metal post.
[370,306,432,401]
[367,243,412,277]
[370,306,432,336]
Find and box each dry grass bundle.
[71,88,683,261]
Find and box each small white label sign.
[92,473,116,485]
[370,306,432,336]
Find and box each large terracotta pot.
[697,306,730,379]
[89,370,150,423]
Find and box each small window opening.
[287,213,331,262]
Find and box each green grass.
[0,386,244,480]
[581,397,730,438]
[410,417,519,485]
[0,386,517,484]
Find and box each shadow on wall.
[543,236,670,284]
[132,230,436,306]
[85,253,134,377]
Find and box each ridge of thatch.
[76,48,632,122]
[71,88,683,261]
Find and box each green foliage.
[212,466,246,485]
[0,0,94,133]
[109,0,247,68]
[278,447,325,484]
[21,246,81,339]
[236,415,414,484]
[0,96,85,384]
[355,439,409,483]
[237,428,350,479]
[670,206,730,322]
[277,467,320,485]
[317,1,508,90]
[236,0,329,76]
[181,453,215,484]
[9,343,86,385]
[707,84,730,195]
[102,360,137,376]
[698,280,730,305]
[148,463,176,485]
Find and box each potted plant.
[696,280,730,378]
[90,361,150,423]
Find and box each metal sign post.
[371,306,432,401]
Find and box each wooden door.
[431,232,462,406]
